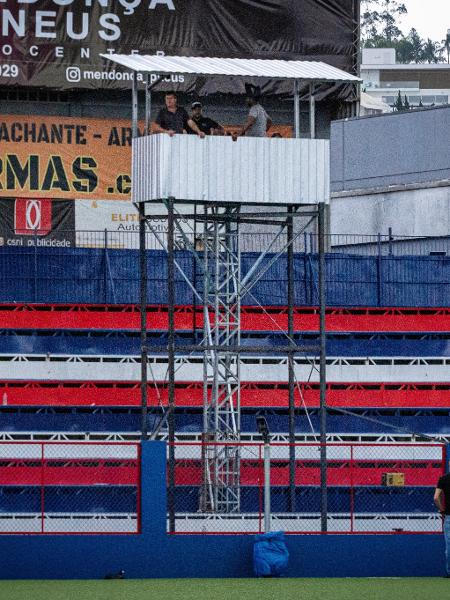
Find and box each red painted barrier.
[1,304,450,332]
[1,380,449,408]
[174,461,442,487]
[0,460,138,485]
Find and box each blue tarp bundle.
[1,247,450,307]
[253,530,289,577]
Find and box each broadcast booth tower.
[102,54,360,533]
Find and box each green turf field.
[1,578,449,600]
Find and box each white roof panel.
[101,54,361,83]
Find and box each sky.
[398,0,449,41]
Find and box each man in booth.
[153,91,205,138]
[239,84,272,137]
[188,101,224,135]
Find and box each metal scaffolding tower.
[201,206,241,512]
[155,201,322,528]
[110,51,361,533]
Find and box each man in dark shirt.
[154,91,205,138]
[188,102,224,135]
[434,472,450,576]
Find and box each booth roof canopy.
[100,54,361,83]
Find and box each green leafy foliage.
[361,1,447,64]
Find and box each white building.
[361,48,450,110]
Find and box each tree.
[403,95,410,110]
[394,91,404,111]
[361,0,407,42]
[361,3,446,66]
[407,29,424,63]
[395,37,414,63]
[442,30,450,64]
[395,28,425,64]
[421,38,444,64]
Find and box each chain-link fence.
[168,442,445,535]
[0,442,140,534]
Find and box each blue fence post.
[376,233,382,307]
[104,228,108,304]
[303,251,308,305]
[33,227,38,303]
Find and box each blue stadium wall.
[0,442,446,579]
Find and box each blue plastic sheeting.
[253,531,289,577]
[4,330,450,356]
[0,487,136,513]
[2,247,450,306]
[1,408,450,435]
[169,410,450,436]
[175,486,434,513]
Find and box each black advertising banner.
[0,198,75,247]
[0,1,358,93]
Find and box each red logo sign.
[14,198,52,236]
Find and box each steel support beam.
[288,206,296,512]
[294,80,301,139]
[318,201,328,532]
[132,74,138,140]
[309,83,316,139]
[139,205,148,440]
[167,197,176,532]
[145,74,152,134]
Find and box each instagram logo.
[66,66,81,82]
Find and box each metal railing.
[328,233,450,257]
[168,441,445,535]
[4,227,450,255]
[0,442,141,535]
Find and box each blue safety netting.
[1,247,450,307]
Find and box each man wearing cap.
[153,91,205,138]
[189,102,224,135]
[239,84,272,138]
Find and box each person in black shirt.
[188,102,224,135]
[434,472,450,577]
[154,91,205,138]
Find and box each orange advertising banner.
[0,115,137,200]
[0,115,292,200]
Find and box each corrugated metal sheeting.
[101,54,361,83]
[132,135,330,205]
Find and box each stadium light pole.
[257,416,271,533]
